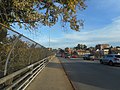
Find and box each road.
[59,57,120,90]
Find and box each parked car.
[71,55,78,58]
[100,54,120,66]
[83,54,95,60]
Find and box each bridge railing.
[0,23,55,89]
[0,56,54,90]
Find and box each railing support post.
[4,35,22,76]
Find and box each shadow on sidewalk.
[46,60,62,69]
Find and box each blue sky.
[13,0,120,49]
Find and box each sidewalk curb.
[58,57,76,90]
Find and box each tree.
[59,49,64,53]
[0,0,86,31]
[65,47,69,52]
[0,28,7,41]
[109,46,113,54]
[75,44,87,50]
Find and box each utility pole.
[49,29,50,51]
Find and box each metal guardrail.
[0,23,55,89]
[0,56,54,90]
[0,23,54,76]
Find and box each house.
[95,44,109,50]
[77,50,90,56]
[103,48,109,55]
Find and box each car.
[100,54,120,66]
[71,55,78,58]
[83,54,95,60]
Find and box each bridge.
[0,24,73,90]
[1,24,120,90]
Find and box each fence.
[0,23,55,89]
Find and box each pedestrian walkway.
[26,57,73,90]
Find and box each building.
[103,48,109,55]
[110,47,120,54]
[77,50,90,56]
[116,46,120,50]
[95,44,110,50]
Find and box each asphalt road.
[59,57,120,90]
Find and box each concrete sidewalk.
[26,57,73,90]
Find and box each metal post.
[49,29,50,50]
[4,35,22,76]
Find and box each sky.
[13,0,120,49]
